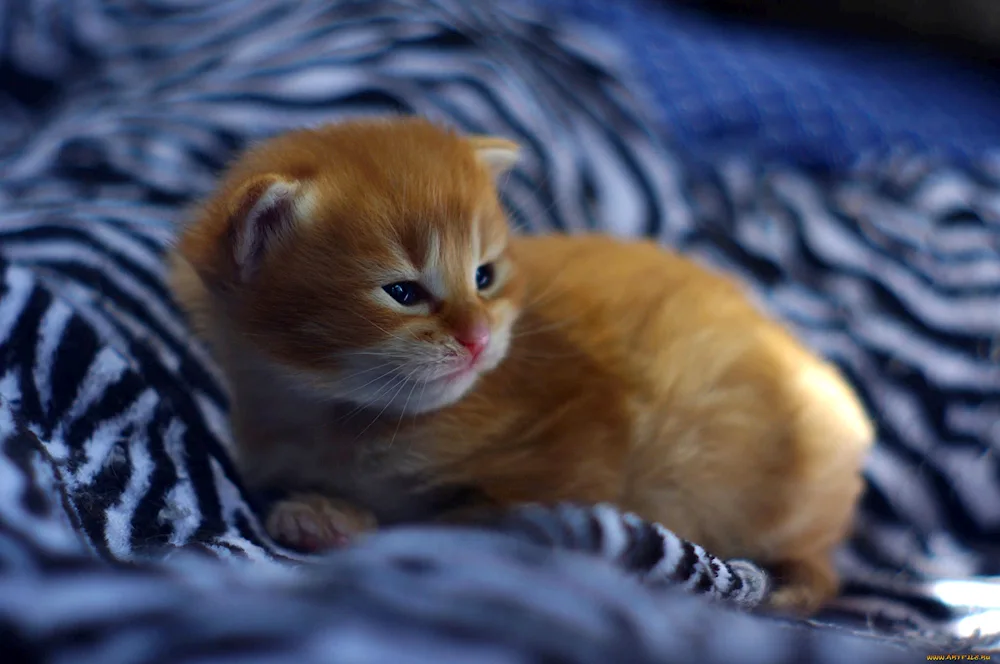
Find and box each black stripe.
[128,406,179,554]
[48,313,101,431]
[621,522,664,574]
[675,540,700,582]
[1,412,54,519]
[2,285,50,431]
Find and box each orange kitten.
[169,117,875,615]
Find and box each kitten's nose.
[454,322,490,359]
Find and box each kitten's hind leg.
[265,492,377,553]
[764,556,839,616]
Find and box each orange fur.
[169,117,875,615]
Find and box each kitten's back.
[470,234,874,597]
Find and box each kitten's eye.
[475,263,495,291]
[383,281,429,306]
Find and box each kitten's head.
[179,117,524,414]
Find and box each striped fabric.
[0,0,997,660]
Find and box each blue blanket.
[1,0,997,661]
[547,0,1000,169]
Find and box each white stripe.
[160,417,202,547]
[209,456,261,548]
[83,221,169,279]
[33,299,73,414]
[0,371,22,413]
[864,446,944,533]
[853,315,1000,390]
[194,391,234,454]
[933,446,1000,529]
[71,389,159,490]
[650,524,685,581]
[0,265,35,345]
[592,502,628,560]
[62,346,130,427]
[954,611,1000,646]
[103,423,156,559]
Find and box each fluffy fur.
[169,117,875,615]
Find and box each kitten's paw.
[265,493,377,553]
[764,557,838,616]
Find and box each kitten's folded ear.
[468,136,520,179]
[226,174,309,282]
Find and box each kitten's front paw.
[265,493,377,553]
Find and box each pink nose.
[455,323,490,359]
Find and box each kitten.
[169,117,875,615]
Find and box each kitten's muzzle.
[453,320,490,361]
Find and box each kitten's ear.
[226,174,307,281]
[468,136,520,179]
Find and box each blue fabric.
[540,0,1000,169]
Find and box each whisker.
[403,375,431,455]
[332,361,396,384]
[336,372,407,424]
[510,348,583,360]
[520,277,566,311]
[388,373,423,450]
[334,364,401,402]
[345,350,405,358]
[512,316,583,340]
[353,370,415,441]
[348,310,415,344]
[416,374,429,412]
[347,347,446,367]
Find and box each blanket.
[1,0,997,661]
[546,0,1000,169]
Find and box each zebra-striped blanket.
[0,1,997,661]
